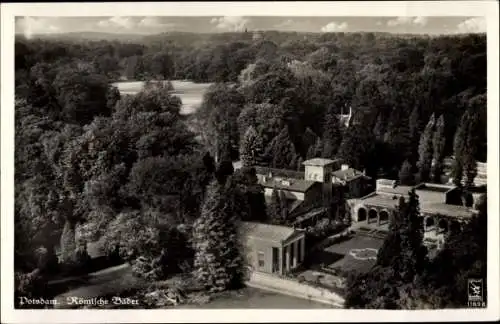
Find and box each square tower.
[302,158,339,183]
[302,158,341,207]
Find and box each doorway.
[272,247,280,274]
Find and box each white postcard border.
[1,1,499,323]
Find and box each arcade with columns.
[352,204,472,234]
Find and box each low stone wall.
[246,271,345,307]
[311,228,353,252]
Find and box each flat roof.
[302,158,340,167]
[358,193,474,219]
[239,221,302,243]
[376,185,413,196]
[259,177,317,193]
[415,183,454,193]
[421,203,475,219]
[359,193,400,209]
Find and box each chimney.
[341,164,349,171]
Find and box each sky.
[15,16,486,38]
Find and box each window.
[258,252,265,268]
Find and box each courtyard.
[320,232,385,274]
[298,230,386,292]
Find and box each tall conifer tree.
[192,181,244,292]
[417,114,435,182]
[239,126,263,168]
[322,107,343,159]
[431,115,446,183]
[265,126,298,169]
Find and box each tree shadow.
[311,250,345,266]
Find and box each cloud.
[457,17,486,34]
[138,17,177,29]
[321,21,348,32]
[210,16,249,32]
[97,16,135,29]
[275,19,294,29]
[17,17,61,38]
[387,16,428,27]
[413,16,428,26]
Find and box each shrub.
[101,210,193,281]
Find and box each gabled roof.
[258,176,317,193]
[332,168,369,182]
[255,166,303,180]
[239,221,302,243]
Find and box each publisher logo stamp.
[467,278,486,308]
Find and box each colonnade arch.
[368,209,378,223]
[357,208,367,222]
[355,206,391,226]
[379,210,390,224]
[438,218,449,232]
[354,206,467,234]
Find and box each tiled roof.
[258,176,317,193]
[332,168,368,182]
[254,166,304,180]
[239,221,299,243]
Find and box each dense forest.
[14,30,487,308]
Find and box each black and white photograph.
[1,1,499,323]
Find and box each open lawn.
[316,234,385,274]
[112,80,212,115]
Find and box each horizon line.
[14,30,486,37]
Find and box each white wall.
[305,165,325,182]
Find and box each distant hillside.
[15,30,430,46]
[15,31,148,42]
